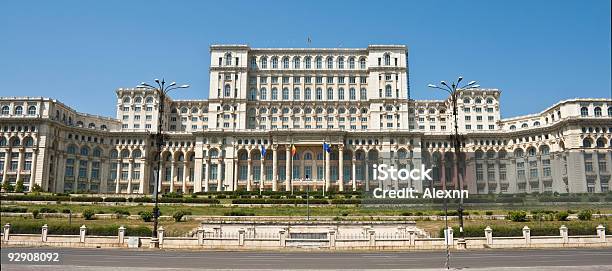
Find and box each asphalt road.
[1,247,611,270]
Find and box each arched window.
[594,107,602,116]
[224,85,231,97]
[359,57,366,69]
[134,97,142,103]
[540,145,550,155]
[260,88,267,100]
[0,137,6,146]
[327,88,333,100]
[93,148,102,157]
[293,57,300,69]
[514,148,524,158]
[260,57,268,69]
[250,57,257,68]
[27,106,36,115]
[596,138,605,148]
[360,88,367,100]
[191,107,198,114]
[486,98,494,104]
[326,57,333,69]
[132,149,142,158]
[316,88,323,100]
[349,57,355,69]
[1,106,9,115]
[10,138,20,147]
[121,149,130,158]
[385,85,392,97]
[23,137,34,147]
[110,150,118,159]
[608,107,612,116]
[510,125,516,130]
[209,149,219,158]
[67,145,77,154]
[582,138,592,148]
[304,153,312,160]
[304,88,312,100]
[14,106,23,115]
[349,88,356,100]
[304,56,311,69]
[271,57,278,69]
[338,88,345,100]
[533,121,540,126]
[475,98,482,104]
[521,123,528,128]
[145,97,154,104]
[122,97,131,103]
[580,107,588,116]
[463,98,471,104]
[293,87,300,100]
[282,57,289,69]
[282,88,289,100]
[224,53,232,66]
[315,56,322,69]
[88,123,96,129]
[384,53,391,66]
[248,88,257,101]
[338,57,344,69]
[271,88,278,100]
[80,147,90,156]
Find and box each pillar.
[41,224,48,242]
[115,162,121,194]
[325,149,331,191]
[285,147,291,192]
[338,146,344,192]
[118,226,125,244]
[559,225,568,244]
[445,227,454,246]
[217,160,223,191]
[484,226,492,245]
[79,225,87,243]
[127,161,133,194]
[260,157,265,191]
[352,153,356,191]
[204,161,210,192]
[182,163,188,193]
[365,159,370,192]
[29,150,38,192]
[247,159,252,191]
[158,226,165,245]
[169,161,175,192]
[272,147,278,191]
[522,226,531,245]
[3,223,10,241]
[597,225,606,242]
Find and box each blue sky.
[1,0,610,118]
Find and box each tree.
[2,181,13,192]
[31,184,42,193]
[14,180,24,193]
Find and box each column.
[16,149,24,185]
[338,146,344,192]
[272,147,278,191]
[217,159,223,191]
[285,147,291,192]
[29,150,38,192]
[193,157,203,193]
[115,161,120,194]
[440,157,446,190]
[127,160,133,194]
[86,158,93,191]
[260,157,265,191]
[138,160,145,194]
[365,159,369,192]
[247,159,252,191]
[204,160,210,192]
[325,149,331,191]
[169,161,175,192]
[1,151,9,184]
[73,157,78,193]
[352,153,357,191]
[182,163,188,193]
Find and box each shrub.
[71,196,103,202]
[14,180,24,193]
[8,221,152,236]
[82,209,95,220]
[485,211,494,216]
[104,197,127,202]
[39,207,57,213]
[162,192,183,198]
[62,209,72,214]
[172,211,192,222]
[401,212,413,216]
[31,210,39,219]
[0,206,28,213]
[139,211,153,222]
[31,184,42,193]
[507,211,527,222]
[111,208,130,216]
[224,210,255,216]
[2,181,14,192]
[555,211,569,221]
[132,197,153,203]
[578,210,592,221]
[415,211,424,216]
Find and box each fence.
[1,223,610,250]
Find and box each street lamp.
[138,78,189,248]
[428,77,479,243]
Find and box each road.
[1,247,611,270]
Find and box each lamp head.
[441,81,448,86]
[457,76,463,83]
[427,84,437,88]
[154,79,160,83]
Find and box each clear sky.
[1,0,610,118]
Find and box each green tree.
[31,184,42,193]
[2,181,14,192]
[14,180,24,193]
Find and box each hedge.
[8,221,152,236]
[0,195,71,201]
[439,224,610,238]
[0,206,29,213]
[70,196,103,202]
[231,198,329,204]
[103,197,127,202]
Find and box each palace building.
[0,44,611,195]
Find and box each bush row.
[231,198,329,204]
[8,221,151,236]
[439,224,610,238]
[0,195,218,204]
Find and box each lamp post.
[428,77,479,242]
[139,79,189,248]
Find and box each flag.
[261,145,266,158]
[291,145,297,157]
[323,142,331,153]
[307,37,311,44]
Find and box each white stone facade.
[0,44,611,195]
